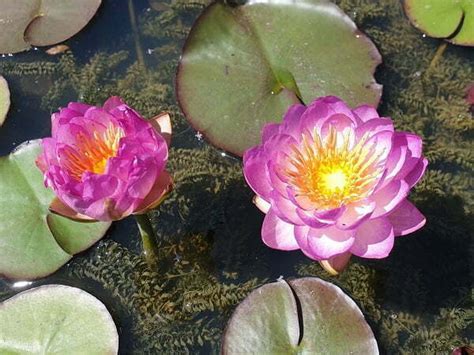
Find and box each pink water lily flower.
[243,96,427,274]
[36,97,172,221]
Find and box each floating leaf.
[0,0,101,54]
[176,0,382,155]
[0,285,119,354]
[404,0,474,46]
[222,277,378,354]
[0,76,9,126]
[0,140,110,280]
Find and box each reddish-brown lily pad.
[0,0,101,54]
[222,277,378,354]
[177,0,382,156]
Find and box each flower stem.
[135,213,159,269]
[128,0,146,70]
[427,42,448,72]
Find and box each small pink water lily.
[243,96,427,274]
[36,97,172,222]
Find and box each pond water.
[0,0,472,353]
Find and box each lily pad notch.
[0,140,111,281]
[177,0,382,156]
[221,277,378,354]
[0,0,102,54]
[404,0,474,46]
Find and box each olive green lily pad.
[0,285,119,354]
[404,0,474,46]
[222,277,378,354]
[0,140,111,280]
[0,76,9,126]
[177,0,382,156]
[0,0,101,54]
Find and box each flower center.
[64,123,124,180]
[322,170,347,191]
[285,126,384,210]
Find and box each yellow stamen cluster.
[286,126,383,210]
[64,123,124,180]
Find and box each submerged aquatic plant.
[243,96,427,274]
[36,96,172,221]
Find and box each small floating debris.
[45,44,70,55]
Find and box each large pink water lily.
[243,96,427,274]
[36,97,172,222]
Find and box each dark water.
[0,0,472,354]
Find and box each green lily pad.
[0,76,9,126]
[176,0,382,156]
[0,285,119,354]
[0,0,102,54]
[0,140,110,280]
[404,0,474,46]
[222,277,378,354]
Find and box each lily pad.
[404,0,474,46]
[222,277,378,354]
[0,76,9,126]
[0,140,110,280]
[0,0,101,54]
[176,0,382,156]
[0,285,119,354]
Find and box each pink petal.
[261,123,280,143]
[281,104,306,138]
[294,225,310,250]
[350,217,394,258]
[243,147,272,199]
[395,133,424,180]
[296,208,332,229]
[269,190,305,225]
[336,199,375,229]
[314,206,345,223]
[84,198,119,221]
[319,113,356,141]
[303,225,356,260]
[267,158,291,197]
[355,118,394,140]
[353,105,380,122]
[261,209,299,251]
[363,129,393,163]
[372,180,409,218]
[387,199,426,236]
[82,173,120,202]
[301,96,357,137]
[67,102,93,114]
[52,109,83,136]
[135,171,173,214]
[383,137,408,183]
[36,138,58,173]
[103,96,125,111]
[405,158,428,187]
